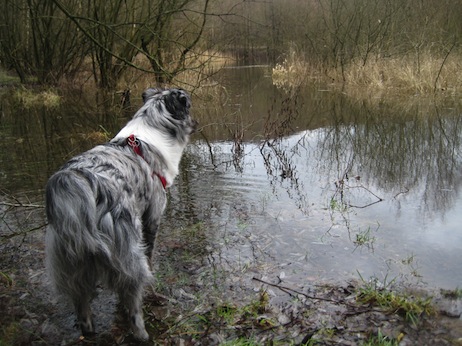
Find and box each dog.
[45,88,197,341]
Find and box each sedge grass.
[272,47,462,98]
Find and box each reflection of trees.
[259,140,309,214]
[315,99,462,216]
[0,90,124,193]
[197,81,462,218]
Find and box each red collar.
[127,134,167,189]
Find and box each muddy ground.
[1,216,462,346]
[0,195,461,346]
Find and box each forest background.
[1,0,461,95]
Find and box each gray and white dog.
[45,88,197,341]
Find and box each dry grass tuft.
[343,53,462,95]
[272,44,312,91]
[14,88,61,109]
[272,45,462,98]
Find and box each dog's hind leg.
[73,295,95,336]
[68,268,97,336]
[119,284,149,341]
[142,209,161,270]
[143,225,158,270]
[69,262,97,337]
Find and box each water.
[1,66,462,297]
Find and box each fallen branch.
[252,277,385,317]
[252,277,345,304]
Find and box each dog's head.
[138,88,197,143]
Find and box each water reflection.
[183,68,462,289]
[0,89,130,195]
[180,113,462,288]
[1,68,462,292]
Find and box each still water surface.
[1,66,461,292]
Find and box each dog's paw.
[130,313,149,341]
[79,316,95,336]
[133,328,149,341]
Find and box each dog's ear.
[142,88,161,103]
[165,89,191,119]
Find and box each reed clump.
[272,44,314,91]
[343,53,462,95]
[272,48,462,97]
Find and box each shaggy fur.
[45,88,197,340]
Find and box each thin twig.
[198,130,216,168]
[0,202,44,208]
[1,223,48,240]
[252,277,385,316]
[252,277,344,304]
[434,40,457,93]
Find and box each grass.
[14,87,61,109]
[363,329,399,346]
[0,69,20,86]
[342,53,462,95]
[329,198,348,213]
[0,272,13,287]
[272,47,462,97]
[146,289,274,344]
[356,277,435,324]
[272,43,311,91]
[353,226,377,251]
[220,338,260,346]
[0,322,22,346]
[118,50,232,102]
[440,287,462,299]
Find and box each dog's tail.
[45,169,111,297]
[45,168,152,297]
[45,169,111,268]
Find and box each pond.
[1,66,462,341]
[185,66,462,292]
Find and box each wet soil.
[1,222,462,346]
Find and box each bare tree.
[0,0,88,84]
[51,0,211,88]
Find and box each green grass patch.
[363,329,399,346]
[356,281,435,324]
[353,226,377,251]
[0,272,14,287]
[148,290,274,343]
[0,69,20,86]
[440,287,462,299]
[220,338,260,346]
